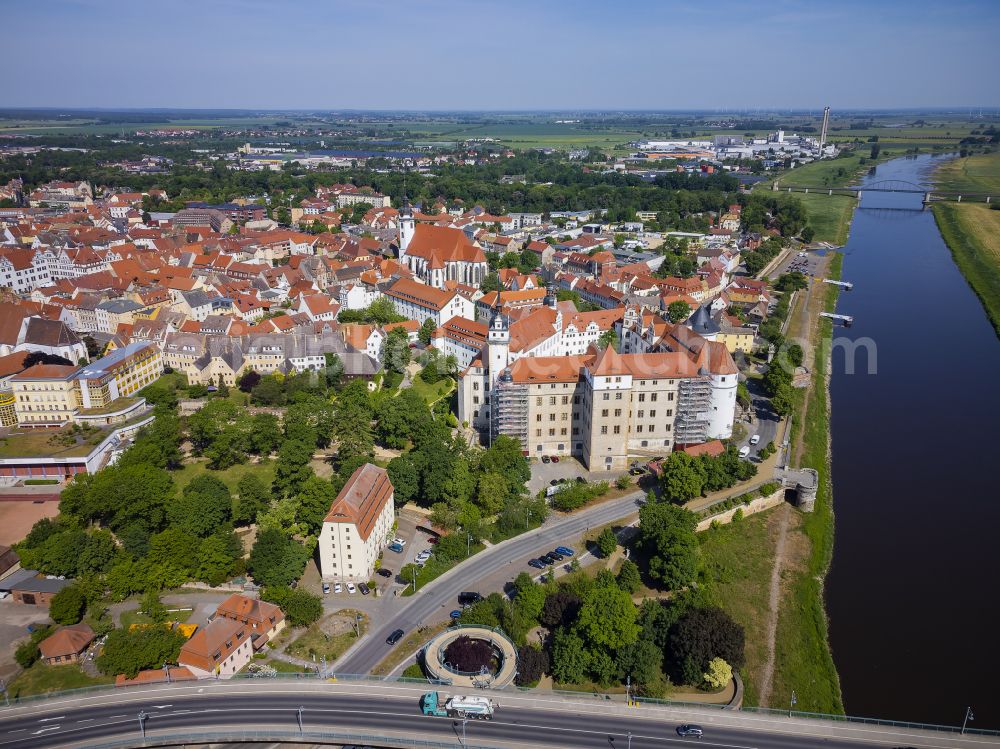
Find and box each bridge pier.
[957,195,962,202]
[924,192,931,204]
[988,196,992,204]
[828,189,833,196]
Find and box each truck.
[421,692,496,720]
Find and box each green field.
[6,663,113,698]
[171,458,276,495]
[774,152,882,188]
[933,151,1000,193]
[932,202,1000,336]
[797,193,856,245]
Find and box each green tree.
[96,626,187,679]
[196,532,242,585]
[616,559,642,594]
[261,586,323,627]
[418,316,437,345]
[49,585,86,625]
[146,528,199,588]
[598,329,619,351]
[551,629,590,684]
[666,607,745,686]
[512,572,546,622]
[249,413,283,455]
[638,502,699,591]
[169,474,232,537]
[703,657,733,690]
[251,375,285,405]
[596,527,618,557]
[248,528,309,587]
[297,474,337,533]
[616,638,663,687]
[235,474,271,526]
[78,530,117,575]
[141,590,168,623]
[272,439,315,498]
[387,453,420,506]
[659,452,706,503]
[667,300,691,323]
[106,556,148,601]
[577,585,639,650]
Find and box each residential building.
[319,463,395,582]
[384,278,475,327]
[178,617,253,679]
[38,623,95,665]
[0,248,51,294]
[212,594,286,650]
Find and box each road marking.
[76,719,93,723]
[38,716,63,722]
[152,704,172,709]
[6,730,25,734]
[31,726,60,735]
[108,715,125,719]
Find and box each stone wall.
[696,489,785,531]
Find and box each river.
[825,153,1000,729]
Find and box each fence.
[51,729,496,749]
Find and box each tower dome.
[688,303,720,339]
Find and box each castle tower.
[544,283,557,310]
[687,303,720,342]
[487,304,510,386]
[398,196,415,263]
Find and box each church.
[397,201,489,288]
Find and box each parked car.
[346,582,356,594]
[377,568,393,578]
[322,583,330,594]
[749,434,761,445]
[358,583,370,595]
[458,591,483,606]
[450,610,462,619]
[539,554,557,565]
[393,537,406,547]
[386,629,404,645]
[555,546,575,556]
[676,725,704,737]
[738,445,751,458]
[541,455,551,464]
[548,551,564,561]
[334,582,343,594]
[388,542,405,553]
[528,558,546,569]
[550,456,560,463]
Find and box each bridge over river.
[772,178,996,204]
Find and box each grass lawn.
[371,621,450,677]
[406,374,455,406]
[932,202,1000,336]
[171,458,276,495]
[255,656,313,674]
[120,607,192,629]
[402,541,485,596]
[773,152,883,188]
[0,427,106,459]
[796,193,856,246]
[285,610,368,662]
[932,151,1000,193]
[698,510,779,708]
[7,663,114,698]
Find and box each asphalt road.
[0,682,994,749]
[336,491,647,675]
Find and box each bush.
[758,481,780,497]
[514,645,550,686]
[260,586,323,627]
[49,585,86,625]
[443,635,495,673]
[615,475,631,490]
[550,481,609,512]
[596,527,618,557]
[402,662,425,679]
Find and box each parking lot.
[773,247,826,279]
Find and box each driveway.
[527,457,593,495]
[0,599,51,681]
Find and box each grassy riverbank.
[772,253,843,714]
[931,152,1000,336]
[797,193,856,245]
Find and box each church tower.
[487,304,510,386]
[398,196,415,264]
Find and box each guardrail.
[4,673,999,738]
[57,729,495,749]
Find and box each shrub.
[443,636,494,673]
[49,585,86,625]
[731,508,744,523]
[758,481,780,497]
[515,645,550,686]
[596,527,618,557]
[615,475,631,490]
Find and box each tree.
[272,439,315,498]
[238,370,261,392]
[70,463,174,535]
[235,474,271,526]
[248,529,309,587]
[387,454,420,506]
[616,638,663,688]
[297,475,337,533]
[667,300,691,323]
[96,626,187,679]
[597,329,619,351]
[596,527,618,557]
[169,474,232,537]
[141,590,168,623]
[146,528,198,588]
[443,635,494,672]
[870,143,881,160]
[22,351,73,367]
[418,316,437,345]
[513,572,546,622]
[196,532,242,585]
[49,585,86,625]
[703,657,733,690]
[251,375,285,405]
[261,586,323,627]
[666,607,745,686]
[616,559,642,594]
[637,502,699,591]
[540,590,581,629]
[249,413,283,455]
[515,645,550,686]
[551,629,590,684]
[334,380,374,463]
[576,585,639,650]
[800,226,815,244]
[383,326,411,374]
[786,343,804,368]
[475,472,509,516]
[79,530,117,575]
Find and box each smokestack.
[819,106,831,156]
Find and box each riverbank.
[929,152,1000,336]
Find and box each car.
[388,542,404,553]
[749,434,761,445]
[550,456,560,463]
[386,629,404,645]
[334,582,343,594]
[458,591,483,606]
[377,568,393,578]
[575,476,586,483]
[541,455,550,464]
[450,610,462,619]
[346,582,356,594]
[548,551,565,561]
[528,558,546,569]
[393,537,406,547]
[359,583,370,595]
[738,445,751,458]
[539,554,557,565]
[555,546,575,556]
[322,583,330,594]
[676,725,704,737]
[550,478,562,486]
[427,536,438,544]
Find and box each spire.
[544,283,557,309]
[400,195,413,218]
[688,303,720,338]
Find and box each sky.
[5,0,1000,110]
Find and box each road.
[336,491,647,675]
[0,681,995,749]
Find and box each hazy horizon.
[7,0,1000,110]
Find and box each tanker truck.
[421,691,496,719]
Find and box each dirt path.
[756,502,791,707]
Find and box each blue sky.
[5,0,999,110]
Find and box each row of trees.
[656,446,759,505]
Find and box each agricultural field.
[933,150,1000,193]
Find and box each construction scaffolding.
[491,369,528,448]
[674,377,711,444]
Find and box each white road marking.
[108,715,125,719]
[37,717,63,722]
[152,704,172,709]
[31,727,60,735]
[76,719,93,723]
[6,730,24,734]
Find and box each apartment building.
[384,278,475,327]
[178,617,253,679]
[318,464,395,582]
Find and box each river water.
[825,154,1000,729]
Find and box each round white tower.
[398,196,415,263]
[706,372,737,439]
[487,305,510,386]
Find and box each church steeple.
[398,195,415,261]
[487,302,510,383]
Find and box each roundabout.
[421,624,518,688]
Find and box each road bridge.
[771,179,996,204]
[1,680,998,749]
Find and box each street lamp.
[138,710,147,738]
[789,690,797,717]
[297,705,305,733]
[962,706,974,734]
[354,613,363,637]
[627,730,633,749]
[460,716,469,746]
[163,662,170,684]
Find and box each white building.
[319,463,395,582]
[384,278,475,328]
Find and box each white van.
[738,445,751,459]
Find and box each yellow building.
[11,365,80,427]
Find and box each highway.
[336,491,647,674]
[1,681,997,749]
